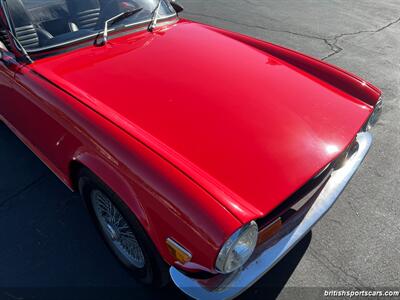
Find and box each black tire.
[77,168,170,287]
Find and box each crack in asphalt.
[308,246,367,288]
[184,11,400,61]
[322,16,400,60]
[0,174,49,210]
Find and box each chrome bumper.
[170,132,373,300]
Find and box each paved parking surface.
[1,1,399,299]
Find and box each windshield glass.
[3,0,175,52]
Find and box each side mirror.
[0,40,7,58]
[0,47,19,69]
[0,41,12,63]
[169,0,184,13]
[0,48,10,62]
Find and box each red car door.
[0,55,16,113]
[0,48,71,183]
[0,51,25,129]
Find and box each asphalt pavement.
[1,1,399,299]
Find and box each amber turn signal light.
[257,217,282,246]
[166,238,192,264]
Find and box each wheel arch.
[68,153,152,232]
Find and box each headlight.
[365,99,383,131]
[215,221,258,274]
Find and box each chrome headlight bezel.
[215,221,258,274]
[365,98,383,131]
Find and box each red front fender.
[208,24,382,107]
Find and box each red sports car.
[0,0,382,298]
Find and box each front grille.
[334,137,358,170]
[256,161,334,230]
[256,136,360,239]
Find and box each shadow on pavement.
[0,123,310,300]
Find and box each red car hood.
[31,20,372,223]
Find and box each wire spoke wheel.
[91,189,145,268]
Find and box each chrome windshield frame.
[26,13,177,54]
[0,0,14,34]
[1,0,177,57]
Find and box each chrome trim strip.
[170,132,373,300]
[1,1,12,33]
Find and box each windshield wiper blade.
[101,8,143,45]
[148,0,162,32]
[7,30,33,63]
